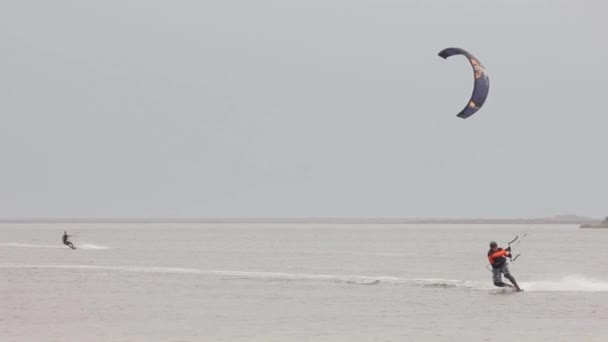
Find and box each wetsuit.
[487,247,520,290]
[63,233,75,249]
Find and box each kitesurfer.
[487,241,521,291]
[62,231,75,249]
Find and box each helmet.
[489,241,498,248]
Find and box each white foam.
[521,276,608,292]
[412,276,608,292]
[413,276,608,293]
[77,243,109,250]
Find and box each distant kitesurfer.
[62,231,75,249]
[487,241,521,291]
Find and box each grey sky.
[1,1,606,218]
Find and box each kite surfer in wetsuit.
[62,231,76,249]
[487,241,521,291]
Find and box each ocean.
[1,223,607,341]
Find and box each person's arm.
[490,250,509,258]
[488,249,510,263]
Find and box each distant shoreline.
[0,218,600,225]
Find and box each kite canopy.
[438,47,490,119]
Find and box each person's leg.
[493,268,512,287]
[502,265,521,291]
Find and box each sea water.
[1,223,607,341]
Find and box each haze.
[1,1,606,219]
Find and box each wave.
[0,265,391,285]
[0,242,109,250]
[205,273,608,291]
[0,264,201,274]
[206,270,400,285]
[0,264,486,288]
[1,264,606,292]
[413,278,484,290]
[412,276,608,293]
[0,242,64,249]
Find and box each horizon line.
[0,215,601,224]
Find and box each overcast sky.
[1,1,606,219]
